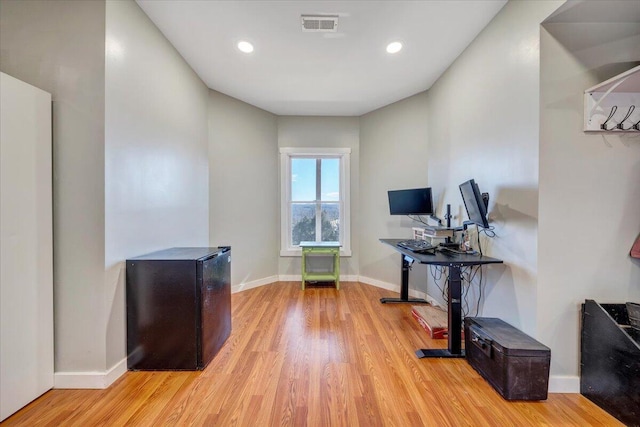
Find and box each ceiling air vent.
[301,15,338,32]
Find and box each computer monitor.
[459,179,490,228]
[388,188,434,215]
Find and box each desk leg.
[334,250,340,290]
[415,265,465,358]
[380,254,427,304]
[301,250,306,290]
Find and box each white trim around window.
[280,147,351,257]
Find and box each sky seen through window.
[291,158,339,201]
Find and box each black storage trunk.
[464,317,550,400]
[126,247,231,371]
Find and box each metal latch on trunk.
[471,328,493,358]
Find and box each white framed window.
[280,147,351,257]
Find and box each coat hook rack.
[584,65,640,133]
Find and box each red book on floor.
[411,305,448,339]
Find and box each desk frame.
[380,239,503,359]
[380,255,428,304]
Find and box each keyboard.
[397,239,436,253]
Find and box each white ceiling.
[136,1,507,116]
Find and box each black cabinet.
[126,247,231,370]
[581,300,640,426]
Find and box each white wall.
[421,0,640,389]
[1,0,211,386]
[359,93,430,290]
[105,0,210,369]
[277,116,360,277]
[539,18,640,382]
[425,0,562,334]
[0,0,107,374]
[208,90,279,291]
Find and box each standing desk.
[380,238,503,358]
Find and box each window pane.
[291,158,316,201]
[321,203,339,242]
[321,158,339,201]
[291,203,316,245]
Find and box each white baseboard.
[548,375,580,393]
[278,274,359,282]
[357,275,397,292]
[231,274,360,293]
[232,275,279,294]
[54,357,127,389]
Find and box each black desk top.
[380,239,503,267]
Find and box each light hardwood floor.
[4,281,622,426]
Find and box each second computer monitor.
[459,179,489,228]
[388,187,434,215]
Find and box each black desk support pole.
[416,265,465,358]
[380,254,427,304]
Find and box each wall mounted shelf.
[584,65,640,132]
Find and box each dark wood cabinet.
[126,247,231,370]
[581,300,640,426]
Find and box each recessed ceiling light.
[237,41,254,53]
[386,41,403,54]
